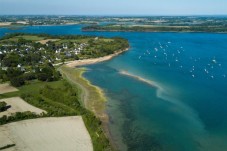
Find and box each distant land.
[82,24,227,33]
[1,15,227,33]
[82,16,227,33]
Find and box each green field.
[0,35,46,43]
[0,34,120,45]
[0,80,62,100]
[0,78,111,151]
[15,35,45,41]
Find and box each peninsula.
[0,33,129,151]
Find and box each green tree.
[0,102,7,112]
[37,73,49,81]
[10,76,25,87]
[2,53,20,67]
[6,68,23,79]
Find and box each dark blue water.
[1,25,227,151]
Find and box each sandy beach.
[67,48,129,67]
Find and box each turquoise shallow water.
[83,33,227,151]
[1,25,227,151]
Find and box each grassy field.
[15,35,45,41]
[0,35,46,43]
[0,80,63,100]
[55,38,90,44]
[55,37,114,44]
[0,78,111,151]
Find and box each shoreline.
[59,66,117,150]
[63,48,129,150]
[78,69,121,151]
[66,48,129,68]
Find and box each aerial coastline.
[0,14,227,151]
[0,33,129,151]
[62,47,130,150]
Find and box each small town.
[0,33,128,86]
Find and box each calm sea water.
[1,25,227,151]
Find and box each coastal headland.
[0,33,129,151]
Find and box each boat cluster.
[138,41,226,80]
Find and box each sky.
[0,0,227,16]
